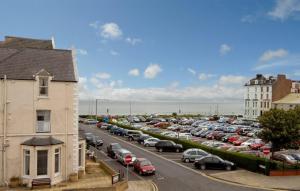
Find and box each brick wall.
[272,75,292,102]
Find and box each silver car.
[182,148,208,163]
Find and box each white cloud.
[79,82,245,102]
[128,68,140,76]
[89,21,99,29]
[169,81,180,89]
[126,37,142,45]
[144,64,162,79]
[77,49,88,56]
[218,75,247,86]
[100,22,123,39]
[241,15,257,23]
[268,0,300,20]
[110,50,119,56]
[95,72,111,79]
[187,68,196,75]
[259,49,288,62]
[198,73,216,80]
[220,44,231,55]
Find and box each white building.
[244,74,274,120]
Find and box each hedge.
[109,121,279,175]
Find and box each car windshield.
[140,160,152,166]
[112,144,121,149]
[285,155,295,160]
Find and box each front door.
[37,150,48,176]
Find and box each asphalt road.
[80,124,263,191]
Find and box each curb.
[206,174,291,191]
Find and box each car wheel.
[159,148,163,152]
[200,164,206,170]
[226,166,232,171]
[184,158,190,163]
[145,144,150,147]
[176,149,180,153]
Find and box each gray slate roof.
[0,36,77,82]
[21,136,64,146]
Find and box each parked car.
[84,119,98,124]
[181,148,208,163]
[144,138,160,147]
[89,136,104,148]
[241,138,263,147]
[233,137,250,146]
[84,132,94,144]
[194,155,236,171]
[133,158,156,175]
[155,140,183,152]
[128,133,144,141]
[222,133,236,142]
[137,135,152,144]
[115,149,136,165]
[272,153,298,165]
[154,122,170,128]
[107,143,122,158]
[228,135,240,144]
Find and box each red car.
[154,122,170,128]
[228,135,240,144]
[133,158,156,175]
[250,142,265,150]
[233,137,249,146]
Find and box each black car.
[194,155,236,171]
[107,143,122,158]
[155,140,183,152]
[89,135,104,148]
[137,135,152,144]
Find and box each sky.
[1,0,300,102]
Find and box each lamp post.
[95,99,101,121]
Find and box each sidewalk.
[209,169,300,191]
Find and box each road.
[80,124,264,191]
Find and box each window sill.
[38,96,49,99]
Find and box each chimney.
[277,74,286,80]
[256,74,263,79]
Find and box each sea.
[79,100,244,116]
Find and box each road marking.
[95,128,286,191]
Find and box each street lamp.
[95,99,101,121]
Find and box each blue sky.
[1,0,300,101]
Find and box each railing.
[36,121,50,133]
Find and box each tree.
[258,108,300,157]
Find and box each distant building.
[272,93,300,110]
[244,74,293,120]
[0,36,85,187]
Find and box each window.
[36,110,50,133]
[266,94,269,99]
[55,148,60,174]
[261,87,263,92]
[267,87,269,92]
[39,77,49,96]
[79,144,83,167]
[24,150,30,175]
[261,94,263,99]
[264,102,266,108]
[37,150,48,176]
[255,94,257,99]
[267,102,269,108]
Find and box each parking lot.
[80,123,263,191]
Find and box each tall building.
[244,74,292,120]
[0,36,85,187]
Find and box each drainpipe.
[64,84,68,181]
[2,75,8,186]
